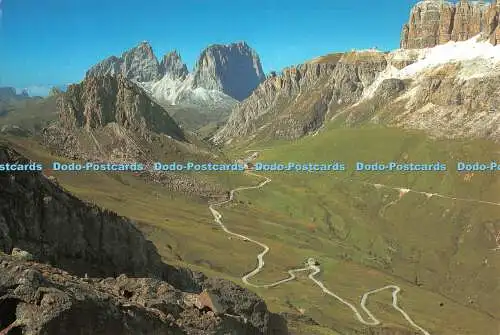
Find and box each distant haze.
[15,85,68,97]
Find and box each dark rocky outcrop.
[192,42,266,101]
[0,145,289,334]
[85,41,265,102]
[0,145,166,279]
[401,0,500,49]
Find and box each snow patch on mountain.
[140,74,237,109]
[362,36,500,101]
[398,35,500,79]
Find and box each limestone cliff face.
[385,67,500,141]
[213,52,387,143]
[401,0,499,49]
[192,42,266,101]
[485,1,500,44]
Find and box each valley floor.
[6,127,500,335]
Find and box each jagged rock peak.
[159,50,189,80]
[86,41,162,82]
[57,74,184,139]
[401,0,500,48]
[192,41,266,101]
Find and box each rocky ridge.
[41,74,227,198]
[401,0,500,49]
[55,75,184,139]
[215,3,500,145]
[215,40,500,144]
[213,51,388,143]
[87,41,265,103]
[0,144,289,335]
[0,144,166,280]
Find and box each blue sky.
[0,0,418,92]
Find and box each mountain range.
[0,144,288,335]
[1,1,500,334]
[86,41,265,108]
[214,0,500,146]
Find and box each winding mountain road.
[208,154,432,335]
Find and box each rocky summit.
[42,73,185,162]
[86,42,162,82]
[192,42,266,101]
[160,51,189,81]
[54,74,184,139]
[0,144,289,335]
[86,41,265,103]
[401,0,500,49]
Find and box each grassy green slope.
[0,97,58,133]
[5,126,500,334]
[231,127,500,334]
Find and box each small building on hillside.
[195,290,225,315]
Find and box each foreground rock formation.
[0,144,289,335]
[160,51,189,81]
[86,42,162,82]
[401,0,500,49]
